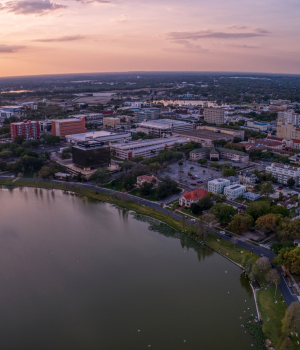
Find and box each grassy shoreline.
[0,178,289,348]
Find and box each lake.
[0,187,256,350]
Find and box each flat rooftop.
[138,119,191,128]
[226,184,246,190]
[175,129,234,140]
[112,137,187,150]
[209,178,229,184]
[52,118,84,123]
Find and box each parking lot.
[165,159,250,188]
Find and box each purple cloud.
[0,0,67,15]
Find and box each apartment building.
[10,120,40,140]
[103,117,121,129]
[110,137,188,160]
[203,108,225,125]
[266,163,300,186]
[208,178,230,194]
[51,117,85,137]
[224,184,247,200]
[278,110,300,126]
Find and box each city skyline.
[0,0,300,76]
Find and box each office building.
[246,120,268,132]
[110,136,188,160]
[10,120,40,140]
[103,117,121,129]
[66,131,131,145]
[0,106,23,119]
[208,178,230,194]
[133,109,159,123]
[266,163,300,186]
[137,119,194,136]
[72,141,111,170]
[224,184,247,200]
[51,117,85,137]
[203,108,224,125]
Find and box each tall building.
[72,141,111,170]
[278,110,300,126]
[10,120,40,140]
[51,117,85,137]
[133,109,159,123]
[203,108,224,125]
[276,123,300,140]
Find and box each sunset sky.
[0,0,299,76]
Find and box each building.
[266,163,300,186]
[208,178,230,194]
[179,188,208,207]
[190,146,249,163]
[103,117,121,129]
[10,120,40,140]
[133,109,159,123]
[243,192,261,201]
[278,198,298,210]
[72,141,111,170]
[238,170,258,190]
[66,131,131,145]
[175,125,244,147]
[71,113,103,121]
[136,175,158,187]
[246,120,268,132]
[203,108,225,125]
[110,137,188,160]
[39,120,52,132]
[224,184,246,200]
[51,118,85,138]
[0,106,23,119]
[137,119,194,137]
[278,110,300,126]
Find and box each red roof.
[137,175,157,182]
[182,189,208,201]
[292,139,300,144]
[266,136,283,141]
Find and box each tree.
[197,196,213,211]
[39,165,57,178]
[280,247,300,274]
[130,163,149,177]
[149,162,161,175]
[246,201,270,221]
[120,161,134,173]
[269,205,290,218]
[62,147,72,159]
[42,134,61,144]
[256,257,271,271]
[198,158,207,165]
[131,155,144,163]
[139,181,153,197]
[227,214,254,234]
[122,174,136,191]
[271,241,296,255]
[233,137,242,143]
[255,213,279,234]
[281,302,300,336]
[209,203,237,224]
[0,161,7,171]
[14,135,25,145]
[178,161,183,167]
[190,203,201,215]
[260,181,275,197]
[89,167,111,183]
[276,218,300,241]
[287,177,295,188]
[222,168,237,177]
[265,269,281,295]
[156,175,180,200]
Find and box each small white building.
[208,178,230,194]
[224,184,247,200]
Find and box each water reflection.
[240,272,253,298]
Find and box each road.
[0,175,298,307]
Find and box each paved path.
[1,175,298,307]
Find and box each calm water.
[0,188,256,350]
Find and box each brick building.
[51,118,85,138]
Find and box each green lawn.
[129,188,158,201]
[180,207,199,219]
[102,180,123,191]
[205,234,259,265]
[257,286,287,348]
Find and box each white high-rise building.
[208,178,230,194]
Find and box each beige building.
[277,123,300,140]
[203,108,225,125]
[103,117,121,129]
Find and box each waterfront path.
[1,175,298,307]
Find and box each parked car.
[225,233,232,238]
[260,254,265,257]
[220,231,225,234]
[192,177,196,180]
[195,175,199,178]
[278,187,282,190]
[197,181,201,183]
[190,219,196,223]
[288,282,293,288]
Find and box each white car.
[220,231,225,234]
